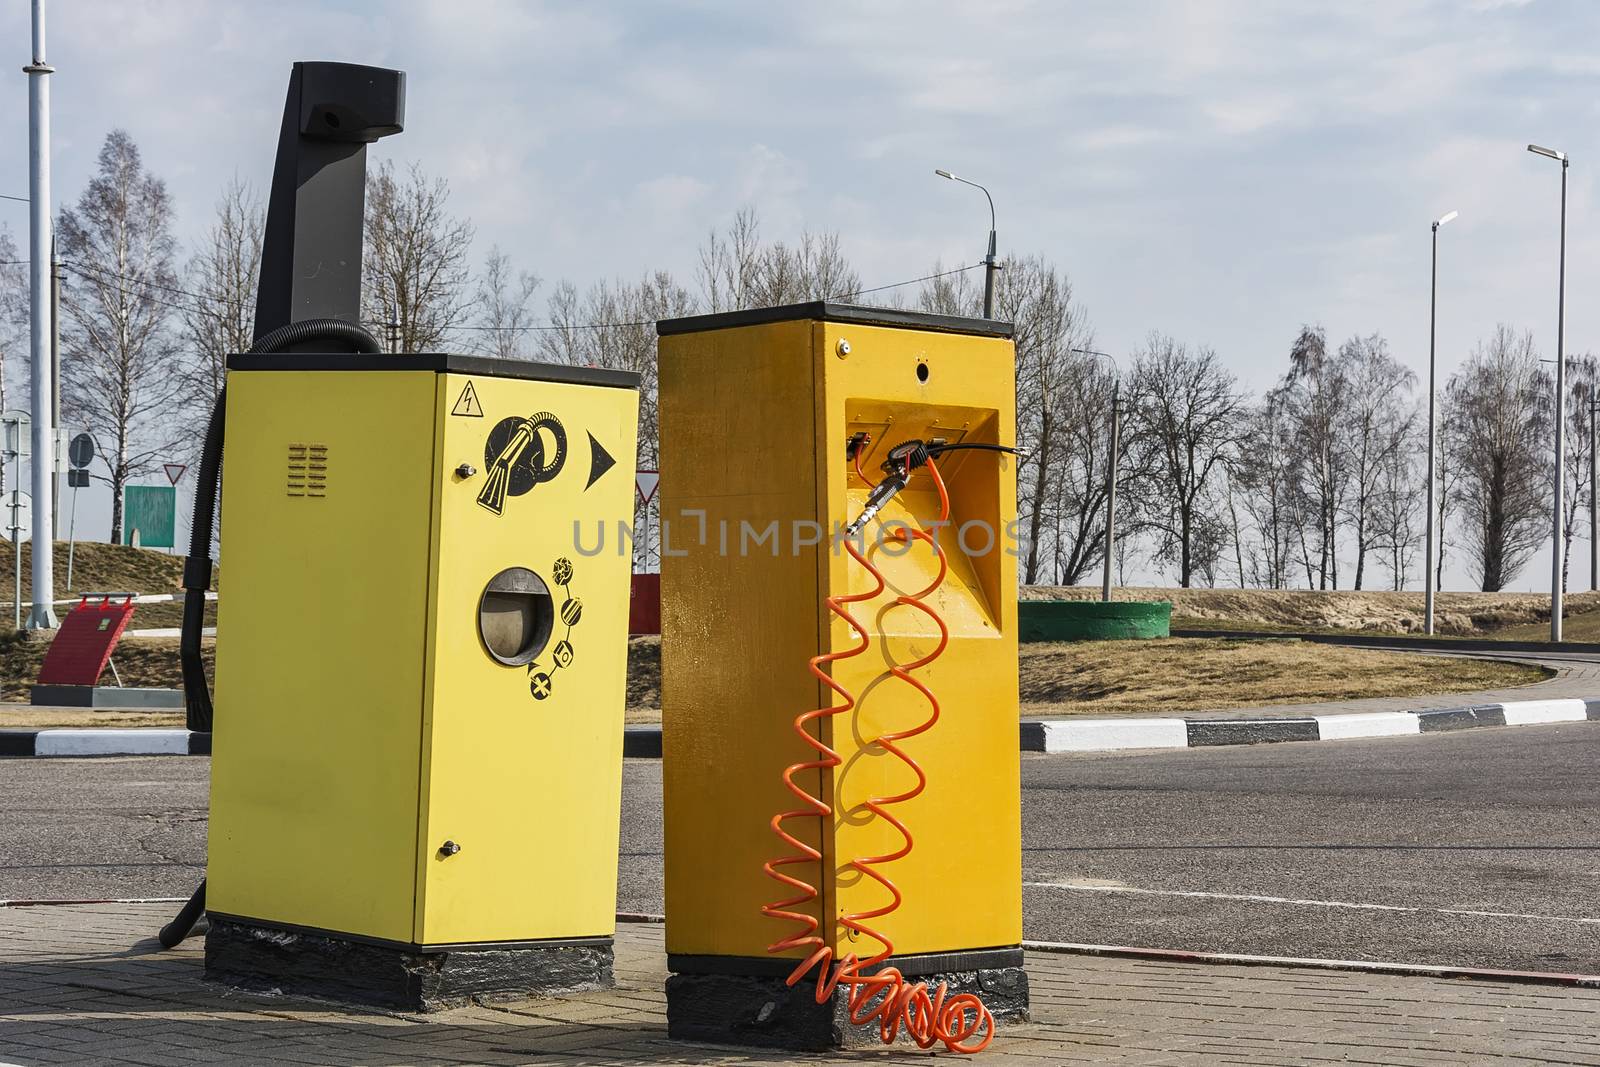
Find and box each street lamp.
[934,169,999,318]
[1424,209,1457,636]
[1074,348,1119,602]
[1528,143,1569,641]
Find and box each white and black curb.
[1018,698,1600,754]
[5,701,1597,759]
[0,729,210,758]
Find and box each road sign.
[636,470,660,505]
[123,485,177,549]
[164,463,187,485]
[2,410,29,458]
[68,432,95,469]
[67,468,89,488]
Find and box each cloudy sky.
[2,0,1596,589]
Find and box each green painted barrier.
[1019,600,1171,642]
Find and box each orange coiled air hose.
[760,453,996,1054]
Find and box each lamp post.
[934,169,999,318]
[23,0,57,630]
[1529,143,1568,641]
[1424,210,1457,636]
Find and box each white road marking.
[1500,699,1587,725]
[1024,880,1600,926]
[1314,711,1419,740]
[1041,718,1188,753]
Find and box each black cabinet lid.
[226,352,639,390]
[655,301,1013,339]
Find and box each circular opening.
[916,362,930,382]
[478,567,555,666]
[324,111,342,129]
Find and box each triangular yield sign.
[585,432,616,490]
[164,463,187,485]
[451,380,484,417]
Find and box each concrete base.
[30,684,184,709]
[204,915,613,1013]
[666,951,1029,1051]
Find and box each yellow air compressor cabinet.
[657,304,1026,1049]
[205,353,638,1010]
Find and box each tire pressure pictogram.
[529,557,583,701]
[476,412,567,516]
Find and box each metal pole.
[1425,222,1439,635]
[1101,379,1120,602]
[1552,158,1568,642]
[49,253,59,540]
[65,476,76,592]
[983,228,998,319]
[23,0,56,629]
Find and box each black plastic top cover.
[296,61,406,143]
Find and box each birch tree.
[363,160,475,352]
[1443,326,1550,591]
[57,130,180,543]
[179,177,261,449]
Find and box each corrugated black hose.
[160,318,382,950]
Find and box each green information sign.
[123,484,177,549]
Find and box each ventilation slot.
[286,443,329,498]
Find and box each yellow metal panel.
[816,322,1022,957]
[659,315,1020,962]
[208,370,438,943]
[415,372,639,945]
[659,321,829,960]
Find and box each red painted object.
[36,595,137,686]
[629,573,661,635]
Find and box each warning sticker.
[451,380,484,417]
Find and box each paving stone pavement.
[4,905,1600,1065]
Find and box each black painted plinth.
[666,954,1029,1051]
[204,915,613,1013]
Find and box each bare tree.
[1338,332,1417,590]
[697,207,862,311]
[1237,389,1297,588]
[0,227,25,506]
[57,130,180,543]
[179,177,261,450]
[470,246,540,360]
[539,271,695,568]
[1374,416,1424,590]
[1444,325,1550,591]
[1124,334,1246,587]
[1278,325,1348,589]
[916,260,983,318]
[363,160,475,352]
[1559,356,1595,592]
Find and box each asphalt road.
[5,721,1599,974]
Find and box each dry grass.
[3,608,1546,725]
[0,707,184,728]
[1,634,212,703]
[1018,638,1544,717]
[1022,585,1600,638]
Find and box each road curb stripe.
[1020,939,1600,989]
[3,695,1597,759]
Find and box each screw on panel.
[455,463,476,479]
[439,840,461,857]
[836,338,851,358]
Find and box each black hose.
[249,317,383,357]
[157,879,206,948]
[164,318,381,950]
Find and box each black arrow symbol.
[586,432,616,490]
